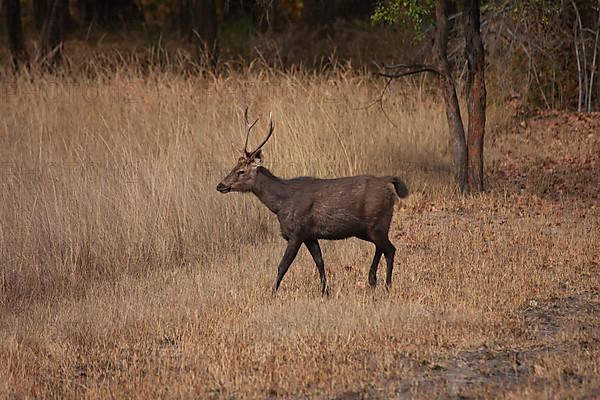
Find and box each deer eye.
[237,170,245,175]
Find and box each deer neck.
[251,167,289,214]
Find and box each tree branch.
[358,76,399,128]
[374,63,450,80]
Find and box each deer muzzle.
[216,183,231,193]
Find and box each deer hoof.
[368,277,377,288]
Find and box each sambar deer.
[217,109,409,295]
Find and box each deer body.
[252,167,404,240]
[217,109,408,295]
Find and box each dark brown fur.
[217,111,408,295]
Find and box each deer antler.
[243,107,259,156]
[248,112,274,159]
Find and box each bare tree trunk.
[434,0,469,193]
[192,0,219,68]
[571,0,588,111]
[33,0,48,31]
[40,0,66,69]
[5,0,30,70]
[573,17,584,111]
[97,0,142,28]
[177,0,190,38]
[464,0,486,192]
[76,0,94,26]
[587,0,600,112]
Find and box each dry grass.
[0,67,598,399]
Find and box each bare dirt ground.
[366,111,600,399]
[339,292,600,399]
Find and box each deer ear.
[251,149,263,165]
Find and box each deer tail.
[388,177,409,198]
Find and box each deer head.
[216,108,274,193]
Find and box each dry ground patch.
[0,71,598,398]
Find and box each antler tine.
[248,112,274,159]
[243,107,259,156]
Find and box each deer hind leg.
[305,240,329,296]
[272,240,301,295]
[367,211,395,288]
[369,228,395,289]
[368,248,383,288]
[381,238,396,289]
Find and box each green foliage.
[371,0,436,29]
[509,0,561,28]
[371,0,402,24]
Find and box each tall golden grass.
[0,68,449,307]
[0,67,597,398]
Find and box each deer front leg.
[305,239,329,296]
[272,240,302,295]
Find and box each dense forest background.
[1,0,599,111]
